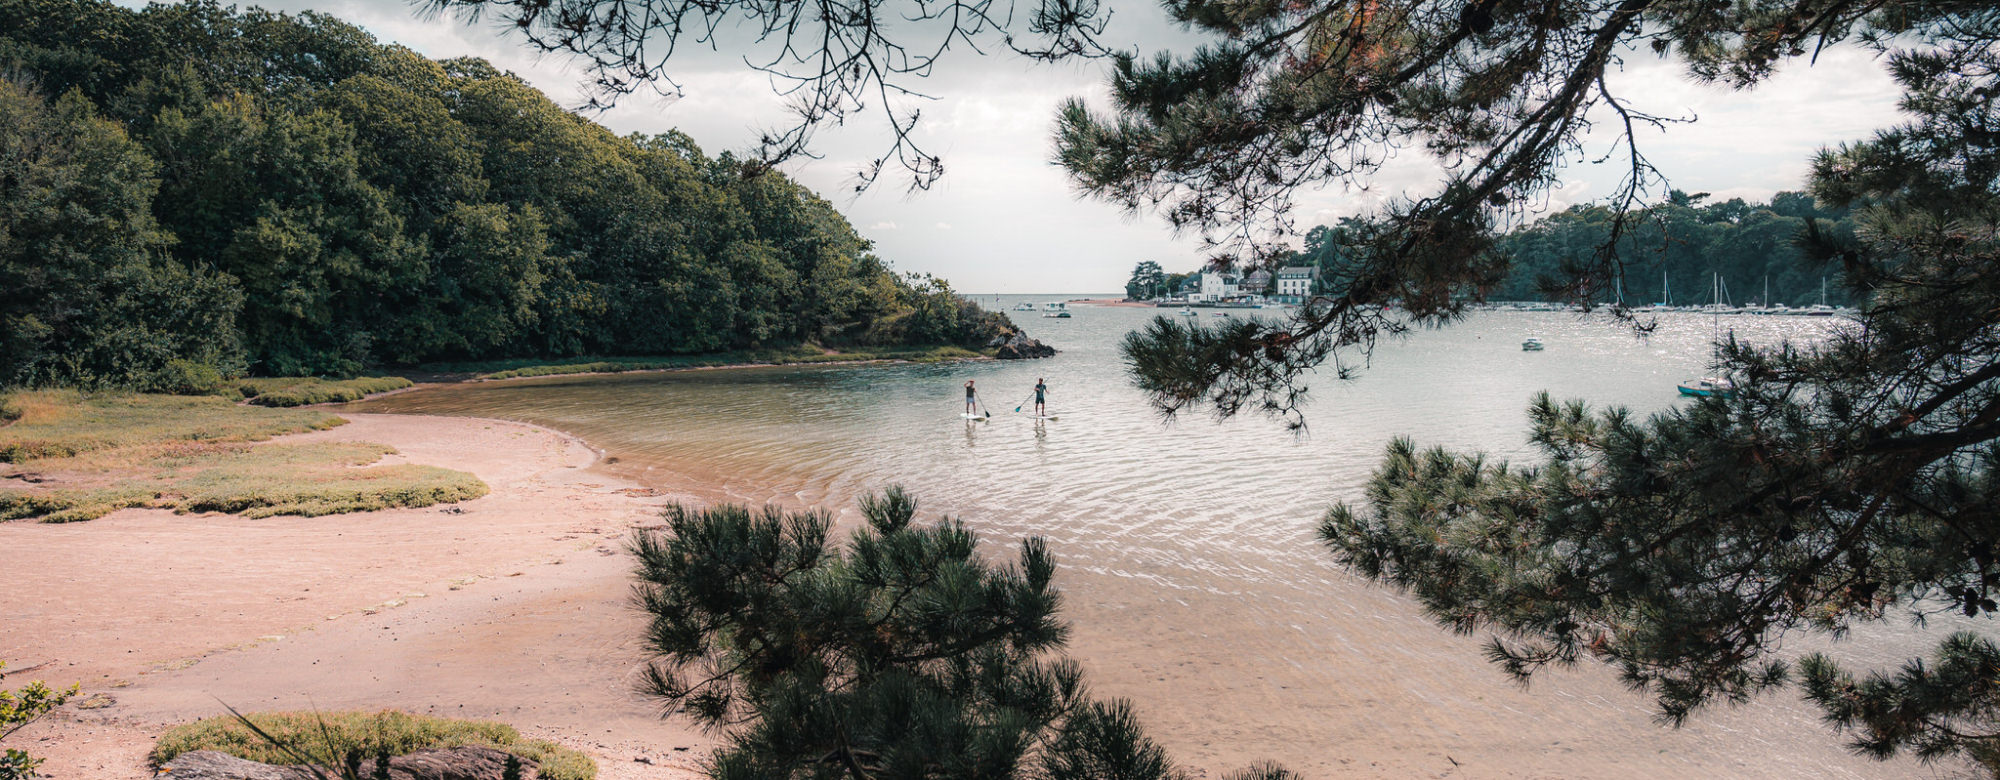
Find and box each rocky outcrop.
[157,751,319,780]
[161,747,538,780]
[989,331,1056,360]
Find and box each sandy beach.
[2,412,712,779]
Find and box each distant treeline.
[0,0,1009,389]
[1290,190,1859,306]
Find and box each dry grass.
[150,710,596,780]
[0,391,344,463]
[0,391,485,523]
[233,377,413,407]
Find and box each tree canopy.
[0,0,1014,387]
[1279,190,1860,306]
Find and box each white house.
[1276,266,1319,303]
[1191,271,1240,303]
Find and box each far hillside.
[0,0,1014,391]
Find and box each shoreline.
[461,353,995,385]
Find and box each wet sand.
[2,413,710,779]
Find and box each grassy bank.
[0,391,485,523]
[151,710,596,780]
[438,345,987,381]
[230,376,413,407]
[0,391,345,462]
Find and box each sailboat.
[1647,271,1673,311]
[1678,273,1737,398]
[1804,277,1836,316]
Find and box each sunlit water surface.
[353,299,1979,777]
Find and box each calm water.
[353,298,1974,777]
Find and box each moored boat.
[1677,377,1735,398]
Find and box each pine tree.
[631,488,1268,778]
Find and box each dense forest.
[0,0,1011,389]
[1286,191,1859,306]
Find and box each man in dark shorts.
[965,379,978,415]
[1033,378,1047,416]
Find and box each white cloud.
[934,222,954,230]
[868,221,900,231]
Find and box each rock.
[993,332,1056,360]
[158,751,319,780]
[373,746,537,780]
[160,747,538,780]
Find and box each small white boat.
[1178,307,1197,317]
[1042,302,1071,318]
[1522,337,1544,351]
[1013,302,1035,312]
[1677,377,1735,398]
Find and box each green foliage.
[233,376,413,407]
[1125,261,1167,301]
[0,79,244,391]
[0,0,1014,388]
[149,710,596,780]
[1801,633,2000,766]
[1,661,76,780]
[632,488,1262,779]
[0,391,342,462]
[1473,192,1850,305]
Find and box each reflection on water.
[352,300,1975,777]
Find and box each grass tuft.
[455,345,986,381]
[0,442,488,523]
[0,391,343,463]
[150,710,595,780]
[0,391,485,523]
[233,377,414,407]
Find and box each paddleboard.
[961,413,988,420]
[1032,415,1059,420]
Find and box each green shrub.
[144,359,229,396]
[2,661,77,780]
[149,710,595,780]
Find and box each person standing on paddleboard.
[1033,378,1048,417]
[965,379,978,415]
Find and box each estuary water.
[352,297,1975,778]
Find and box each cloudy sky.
[123,0,1908,293]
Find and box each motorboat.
[1677,377,1736,398]
[1522,337,1545,351]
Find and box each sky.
[121,0,1909,293]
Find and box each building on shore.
[1241,268,1273,296]
[1275,266,1320,304]
[1189,271,1242,303]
